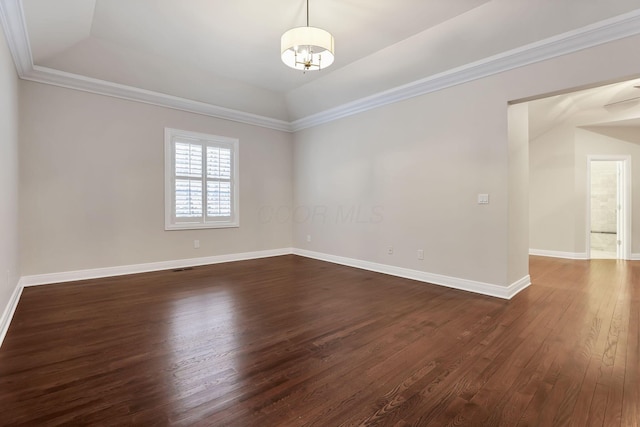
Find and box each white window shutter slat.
[166,128,238,230]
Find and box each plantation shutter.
[174,142,203,218]
[165,128,238,230]
[206,146,232,217]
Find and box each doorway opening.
[587,156,631,260]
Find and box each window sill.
[165,221,239,231]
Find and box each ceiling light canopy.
[281,0,334,72]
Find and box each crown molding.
[290,9,640,131]
[23,65,293,132]
[0,0,292,132]
[0,0,32,75]
[1,0,639,133]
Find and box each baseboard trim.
[293,249,528,300]
[529,249,588,260]
[0,279,24,348]
[509,275,532,299]
[530,249,640,261]
[3,247,532,347]
[20,248,294,287]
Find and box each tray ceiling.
[8,0,640,125]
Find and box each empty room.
[1,0,639,425]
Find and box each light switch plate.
[478,194,490,204]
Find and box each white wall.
[19,82,294,275]
[294,35,640,287]
[0,28,20,326]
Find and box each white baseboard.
[20,248,294,287]
[529,249,588,260]
[509,275,532,299]
[530,249,640,261]
[1,249,293,348]
[0,279,24,349]
[19,248,533,298]
[2,247,534,348]
[293,249,529,300]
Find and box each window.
[165,128,239,230]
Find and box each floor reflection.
[167,288,239,415]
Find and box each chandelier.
[281,0,334,71]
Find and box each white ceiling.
[14,0,640,122]
[529,78,640,140]
[25,0,490,92]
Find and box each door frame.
[586,155,632,260]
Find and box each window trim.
[164,128,239,230]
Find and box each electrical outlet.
[306,235,311,242]
[388,247,394,255]
[194,240,200,249]
[417,249,424,260]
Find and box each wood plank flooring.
[0,255,638,426]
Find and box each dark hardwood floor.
[0,255,638,426]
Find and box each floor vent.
[172,267,194,272]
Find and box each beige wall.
[507,103,529,284]
[293,80,511,285]
[530,122,640,257]
[10,32,640,289]
[0,29,20,315]
[529,126,577,253]
[294,35,640,287]
[19,82,294,275]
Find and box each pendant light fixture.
[281,0,334,71]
